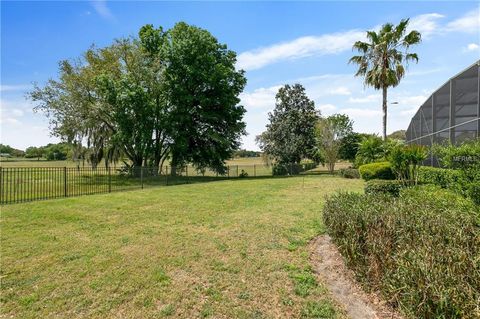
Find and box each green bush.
[417,166,464,190]
[354,135,384,166]
[432,139,480,180]
[364,179,404,197]
[467,182,480,206]
[338,168,360,179]
[358,161,395,181]
[323,187,480,318]
[238,169,249,178]
[388,144,427,184]
[272,163,316,176]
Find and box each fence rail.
[0,163,316,205]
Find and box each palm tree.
[349,19,421,140]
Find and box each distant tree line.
[0,144,25,158]
[29,22,246,174]
[232,149,262,158]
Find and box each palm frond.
[394,19,410,39]
[352,41,370,53]
[405,53,419,63]
[403,31,422,47]
[366,31,379,44]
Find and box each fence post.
[108,167,112,193]
[186,165,189,184]
[237,165,239,177]
[140,167,144,189]
[254,164,256,177]
[227,166,230,178]
[64,167,67,197]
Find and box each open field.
[1,175,363,318]
[0,157,268,168]
[0,157,352,171]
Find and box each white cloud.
[397,95,428,107]
[463,43,480,52]
[348,94,381,104]
[318,103,337,114]
[11,109,24,117]
[330,86,351,96]
[343,108,382,118]
[90,0,115,21]
[445,9,480,33]
[0,117,21,125]
[237,30,365,71]
[239,85,281,110]
[237,9,479,72]
[408,13,444,38]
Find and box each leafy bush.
[432,139,480,181]
[338,168,360,179]
[388,144,427,184]
[358,161,395,181]
[354,135,384,166]
[467,182,480,206]
[272,163,316,176]
[364,179,404,197]
[417,166,464,190]
[238,170,249,178]
[323,187,480,318]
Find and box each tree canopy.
[349,19,421,140]
[316,114,354,173]
[29,22,246,173]
[256,84,319,164]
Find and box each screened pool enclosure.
[405,60,479,165]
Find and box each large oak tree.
[29,22,246,173]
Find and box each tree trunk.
[382,86,388,141]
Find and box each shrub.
[238,170,249,178]
[354,135,384,166]
[467,182,480,206]
[273,164,296,176]
[358,161,395,181]
[417,166,464,190]
[388,144,427,184]
[364,179,404,197]
[272,163,316,176]
[416,166,480,205]
[338,168,360,179]
[323,187,480,318]
[432,139,480,181]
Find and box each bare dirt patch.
[309,235,404,319]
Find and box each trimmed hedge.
[323,187,480,318]
[364,179,404,197]
[417,166,464,190]
[338,168,360,179]
[417,166,479,205]
[358,161,395,181]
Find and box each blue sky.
[1,1,479,151]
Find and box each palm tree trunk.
[382,86,387,141]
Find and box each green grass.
[1,175,363,318]
[0,157,267,168]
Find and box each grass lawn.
[1,175,363,318]
[0,157,267,168]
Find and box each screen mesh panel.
[406,61,479,151]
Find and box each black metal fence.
[0,163,316,205]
